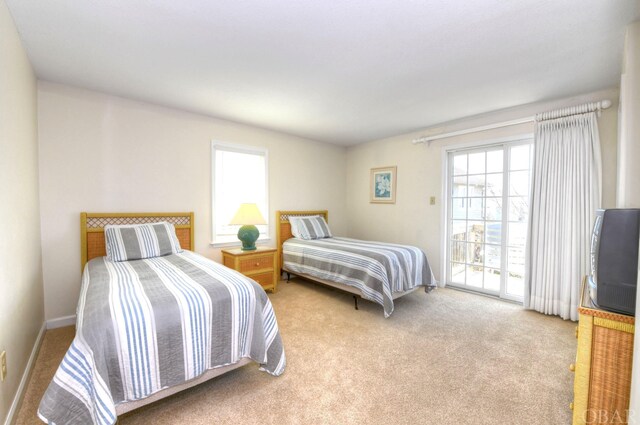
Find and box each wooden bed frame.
[78,212,252,416]
[80,212,195,269]
[275,210,417,306]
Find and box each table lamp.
[229,203,266,251]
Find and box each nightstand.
[221,246,278,292]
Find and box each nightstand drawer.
[239,255,274,273]
[251,272,274,288]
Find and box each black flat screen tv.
[588,208,640,316]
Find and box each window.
[211,142,269,245]
[445,139,533,301]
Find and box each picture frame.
[370,166,397,204]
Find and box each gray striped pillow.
[289,216,332,240]
[104,222,183,262]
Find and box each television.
[588,208,640,316]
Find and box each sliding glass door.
[446,140,533,301]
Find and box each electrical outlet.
[430,196,436,205]
[0,351,6,382]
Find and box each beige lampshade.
[229,203,267,225]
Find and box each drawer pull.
[570,402,574,410]
[569,363,575,372]
[255,262,260,267]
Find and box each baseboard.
[3,322,46,425]
[46,315,76,329]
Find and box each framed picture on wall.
[370,166,397,204]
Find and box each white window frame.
[440,133,533,302]
[211,141,270,247]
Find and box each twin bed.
[39,213,285,425]
[39,210,435,425]
[276,210,436,318]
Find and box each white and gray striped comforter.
[38,251,285,425]
[283,237,435,317]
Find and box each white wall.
[619,20,640,425]
[0,0,44,422]
[617,22,640,209]
[38,82,347,321]
[346,88,619,282]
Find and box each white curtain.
[525,106,602,321]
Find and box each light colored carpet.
[16,278,575,425]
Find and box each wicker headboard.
[80,212,195,270]
[275,210,328,275]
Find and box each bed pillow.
[289,215,332,240]
[288,215,319,239]
[104,222,183,262]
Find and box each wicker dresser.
[572,279,635,425]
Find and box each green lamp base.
[237,224,259,251]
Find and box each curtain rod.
[412,99,612,145]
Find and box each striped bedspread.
[283,237,436,317]
[38,251,285,425]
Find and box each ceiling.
[6,0,640,146]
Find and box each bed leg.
[353,295,359,310]
[286,272,290,282]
